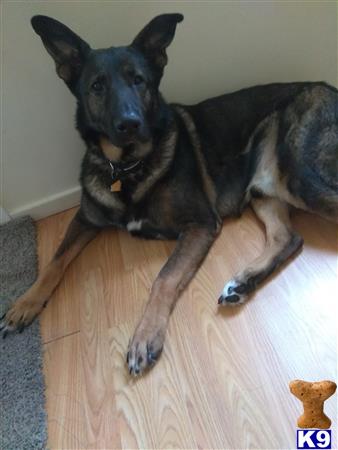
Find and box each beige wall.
[2,1,337,218]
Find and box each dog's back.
[183,81,338,220]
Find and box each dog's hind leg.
[218,197,303,306]
[0,210,99,336]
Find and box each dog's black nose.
[116,117,141,135]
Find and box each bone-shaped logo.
[289,380,337,429]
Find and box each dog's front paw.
[0,298,45,337]
[218,279,249,306]
[127,323,165,376]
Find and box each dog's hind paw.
[218,279,248,306]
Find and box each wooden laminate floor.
[38,206,337,449]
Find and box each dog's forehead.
[87,46,147,74]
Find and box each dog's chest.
[83,168,176,232]
[124,183,182,240]
[83,158,200,238]
[125,201,179,240]
[125,217,179,240]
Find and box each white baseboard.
[9,185,81,220]
[0,207,12,224]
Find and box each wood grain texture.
[39,206,337,449]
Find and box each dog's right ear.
[131,14,183,83]
[31,15,91,92]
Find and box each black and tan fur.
[1,14,337,376]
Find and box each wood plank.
[44,266,121,449]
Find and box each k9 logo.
[297,430,332,449]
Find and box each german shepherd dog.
[2,14,337,376]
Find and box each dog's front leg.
[127,226,217,376]
[0,210,99,335]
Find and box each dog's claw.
[127,331,164,376]
[2,330,8,339]
[147,354,157,366]
[146,343,161,366]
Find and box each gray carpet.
[0,216,47,450]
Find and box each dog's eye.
[91,80,104,93]
[134,75,144,86]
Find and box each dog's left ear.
[131,13,183,80]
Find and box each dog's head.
[31,14,183,161]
